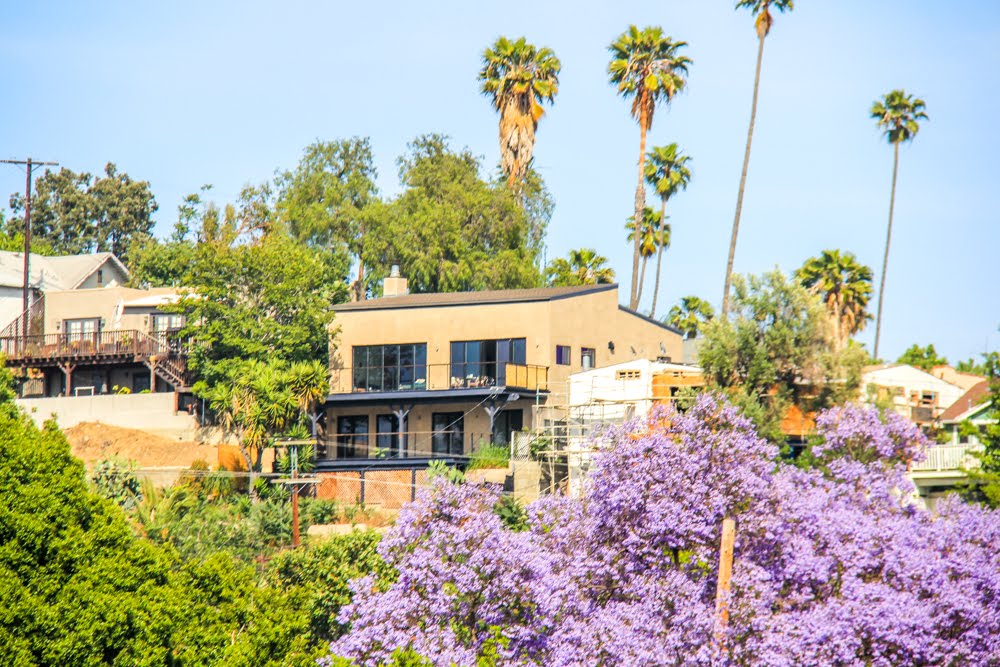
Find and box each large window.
[432,412,464,456]
[492,409,523,447]
[337,415,369,459]
[376,414,401,458]
[64,318,100,343]
[450,338,526,388]
[353,343,427,392]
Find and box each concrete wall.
[17,391,199,439]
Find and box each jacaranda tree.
[325,395,1000,666]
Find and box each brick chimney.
[383,264,408,297]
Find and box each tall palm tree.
[667,295,715,340]
[479,37,561,190]
[870,90,927,360]
[644,144,692,318]
[608,26,691,310]
[796,249,873,350]
[546,248,615,286]
[626,207,664,306]
[721,0,795,319]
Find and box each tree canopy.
[362,134,544,294]
[896,343,948,371]
[327,395,1000,666]
[5,163,157,263]
[699,270,865,442]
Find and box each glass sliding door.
[450,339,527,388]
[376,414,400,458]
[431,412,464,456]
[337,415,369,459]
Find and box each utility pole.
[1,158,58,340]
[713,517,736,659]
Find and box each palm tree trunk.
[873,143,899,361]
[722,34,766,319]
[651,199,667,318]
[630,124,649,310]
[637,255,648,305]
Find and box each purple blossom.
[327,393,1000,666]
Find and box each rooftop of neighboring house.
[335,283,619,311]
[930,364,987,392]
[939,380,993,423]
[0,251,128,291]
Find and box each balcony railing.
[322,429,497,461]
[910,444,983,473]
[333,362,549,394]
[0,329,176,363]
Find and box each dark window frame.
[431,412,464,456]
[376,414,401,458]
[352,343,427,393]
[581,347,596,370]
[556,345,571,366]
[449,338,526,388]
[492,409,523,447]
[337,415,370,459]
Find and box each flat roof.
[333,283,617,312]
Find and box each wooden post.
[713,518,736,656]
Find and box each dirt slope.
[65,422,217,468]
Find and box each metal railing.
[911,444,983,473]
[333,362,549,394]
[322,429,495,461]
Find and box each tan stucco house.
[0,252,190,398]
[322,273,683,467]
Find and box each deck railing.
[0,329,179,363]
[332,362,549,394]
[911,444,983,473]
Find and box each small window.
[581,347,596,370]
[96,269,104,285]
[556,345,571,366]
[615,369,641,381]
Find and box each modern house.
[861,364,967,429]
[0,251,190,398]
[321,272,684,469]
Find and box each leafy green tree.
[870,89,928,359]
[699,270,865,442]
[722,0,795,319]
[175,232,347,382]
[666,295,715,340]
[896,343,948,371]
[6,162,157,263]
[478,37,561,190]
[0,407,180,664]
[276,138,379,300]
[959,352,1000,507]
[608,25,691,310]
[796,249,873,350]
[545,248,615,287]
[625,206,665,306]
[363,135,543,293]
[644,144,692,317]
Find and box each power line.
[1,158,59,340]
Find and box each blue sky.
[1,1,997,364]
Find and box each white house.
[861,364,966,428]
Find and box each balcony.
[0,329,172,364]
[332,362,549,395]
[910,444,982,473]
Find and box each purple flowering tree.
[326,394,1000,666]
